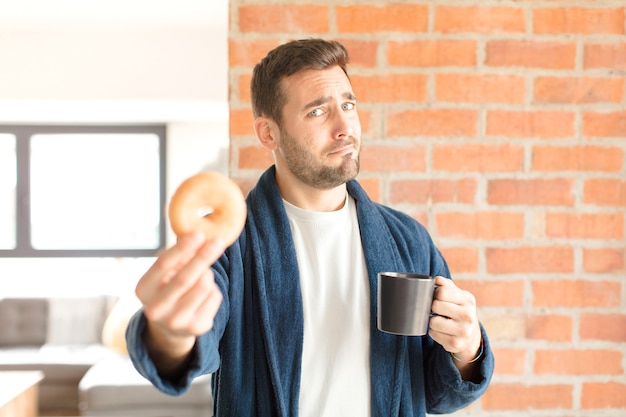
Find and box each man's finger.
[137,231,207,298]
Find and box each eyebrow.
[302,92,357,112]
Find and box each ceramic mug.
[377,272,437,336]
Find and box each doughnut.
[168,171,247,246]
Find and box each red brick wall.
[228,1,626,414]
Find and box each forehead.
[281,66,353,107]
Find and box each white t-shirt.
[283,194,371,417]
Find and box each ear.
[254,116,279,151]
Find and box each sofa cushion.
[0,345,113,381]
[0,298,48,346]
[0,296,115,347]
[47,297,115,345]
[79,355,213,415]
[101,295,142,355]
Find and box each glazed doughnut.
[168,171,247,246]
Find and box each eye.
[342,102,355,111]
[308,108,324,117]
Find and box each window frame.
[0,124,167,258]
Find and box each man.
[126,38,494,416]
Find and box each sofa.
[0,296,116,413]
[0,296,213,416]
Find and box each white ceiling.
[0,0,230,123]
[0,0,227,28]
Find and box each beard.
[278,127,360,190]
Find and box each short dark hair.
[250,38,350,124]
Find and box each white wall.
[0,27,225,101]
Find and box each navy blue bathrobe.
[127,165,494,416]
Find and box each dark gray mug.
[377,272,436,336]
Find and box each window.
[0,134,17,250]
[0,125,166,257]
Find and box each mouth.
[328,142,357,157]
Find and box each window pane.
[0,134,16,249]
[30,134,161,250]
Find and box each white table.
[0,371,44,417]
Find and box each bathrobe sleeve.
[125,245,239,396]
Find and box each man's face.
[275,66,362,190]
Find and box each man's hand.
[135,231,226,378]
[428,276,483,380]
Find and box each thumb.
[434,275,455,288]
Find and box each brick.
[238,145,273,170]
[232,177,258,198]
[533,280,621,308]
[482,383,572,410]
[389,178,478,204]
[583,248,625,273]
[356,177,380,203]
[526,211,546,240]
[535,349,623,375]
[433,144,524,172]
[585,43,626,70]
[534,76,624,104]
[580,314,626,341]
[453,279,524,307]
[486,40,576,69]
[229,38,281,67]
[238,4,329,33]
[435,211,524,240]
[336,39,378,68]
[360,144,425,173]
[583,111,626,138]
[534,7,625,35]
[480,313,526,340]
[386,109,478,138]
[545,212,624,239]
[387,40,476,67]
[436,73,525,104]
[488,178,575,206]
[486,110,575,139]
[408,211,428,227]
[491,348,526,375]
[230,108,255,136]
[486,246,574,273]
[482,313,574,342]
[438,247,479,274]
[336,4,428,33]
[350,74,428,103]
[357,109,372,137]
[434,6,525,34]
[527,315,572,341]
[582,382,626,409]
[238,74,252,102]
[534,145,623,172]
[584,179,626,206]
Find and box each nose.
[332,107,359,140]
